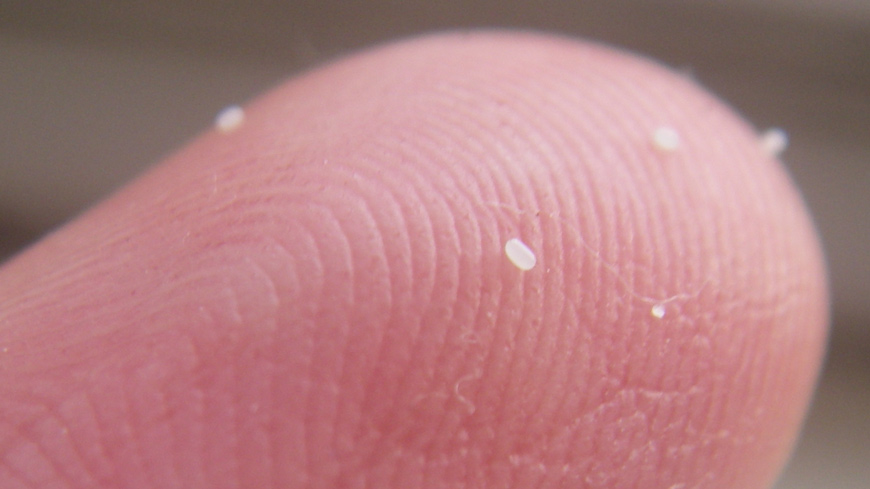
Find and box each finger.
[0,31,827,489]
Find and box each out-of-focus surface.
[1,1,867,487]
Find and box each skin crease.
[0,32,827,489]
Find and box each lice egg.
[652,126,681,152]
[760,127,789,157]
[215,105,245,133]
[505,238,537,271]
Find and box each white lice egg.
[651,304,666,319]
[760,127,789,157]
[652,126,681,152]
[215,105,245,133]
[505,238,537,271]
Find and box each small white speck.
[652,126,681,152]
[760,127,788,157]
[651,304,666,319]
[215,105,245,133]
[505,238,537,271]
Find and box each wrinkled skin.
[0,32,827,489]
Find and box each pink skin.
[0,32,827,489]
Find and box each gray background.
[2,1,867,487]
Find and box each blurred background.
[1,1,867,487]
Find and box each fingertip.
[0,31,827,489]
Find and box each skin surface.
[0,32,828,489]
